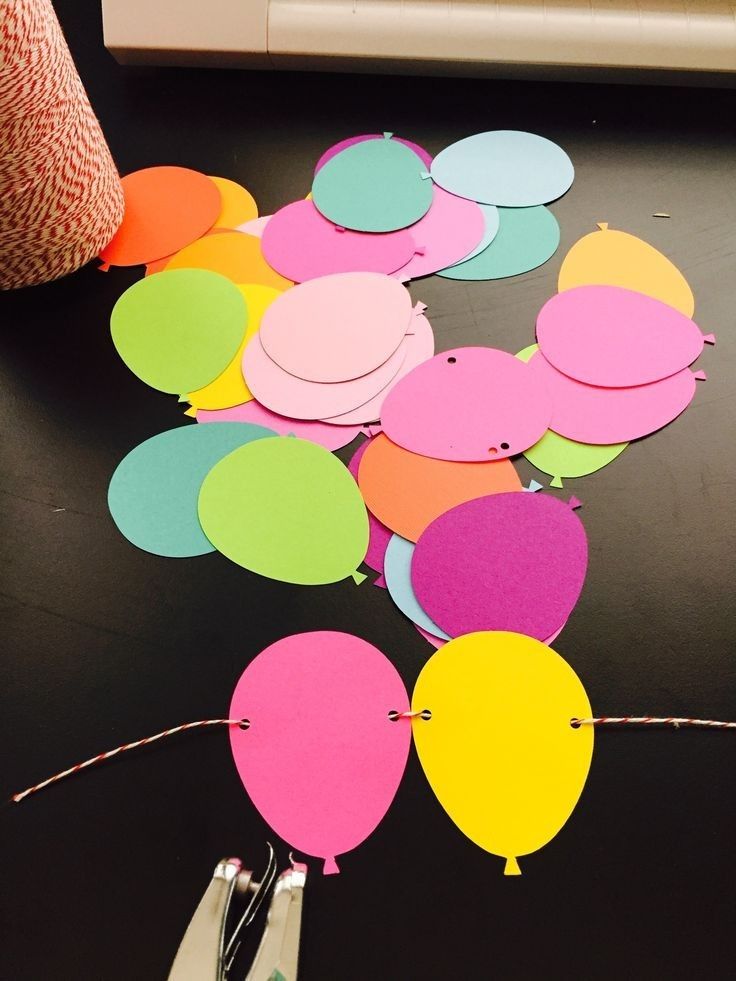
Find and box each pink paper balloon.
[412,492,587,641]
[259,272,413,382]
[261,200,417,282]
[229,631,411,873]
[236,215,271,237]
[197,399,364,451]
[382,347,552,461]
[537,285,713,387]
[315,134,433,173]
[243,332,410,421]
[528,349,701,444]
[321,312,435,425]
[348,438,392,586]
[396,186,485,280]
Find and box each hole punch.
[570,718,581,729]
[500,442,510,450]
[447,356,457,364]
[488,446,498,455]
[238,719,251,731]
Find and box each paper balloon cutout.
[242,330,409,421]
[437,206,560,280]
[198,436,369,584]
[396,186,485,280]
[430,130,574,206]
[312,133,433,232]
[320,312,435,426]
[230,631,411,874]
[536,285,712,387]
[358,433,522,542]
[381,347,552,461]
[411,632,593,875]
[197,400,364,451]
[558,223,694,317]
[441,202,500,269]
[99,166,221,268]
[237,215,271,237]
[209,176,258,228]
[261,200,417,282]
[259,273,412,383]
[348,439,392,586]
[528,350,701,445]
[384,535,450,640]
[163,230,292,290]
[411,492,588,640]
[110,270,246,394]
[415,618,567,649]
[315,134,433,172]
[524,429,628,487]
[107,423,273,557]
[187,284,284,410]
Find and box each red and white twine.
[572,716,736,729]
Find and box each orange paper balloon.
[100,166,221,268]
[163,230,292,290]
[358,433,522,542]
[144,229,231,277]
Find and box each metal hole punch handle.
[245,860,307,981]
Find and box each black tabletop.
[2,3,736,979]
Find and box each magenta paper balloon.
[261,200,417,282]
[536,285,714,387]
[382,347,552,461]
[348,438,392,586]
[315,134,433,173]
[259,272,413,382]
[528,349,702,444]
[242,332,409,420]
[321,311,435,425]
[411,493,587,641]
[197,399,364,451]
[397,187,485,280]
[229,631,411,874]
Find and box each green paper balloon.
[198,436,370,585]
[108,422,274,557]
[110,269,247,394]
[437,206,559,280]
[311,134,433,232]
[524,429,628,487]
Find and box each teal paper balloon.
[108,422,274,557]
[311,133,433,232]
[198,436,370,585]
[437,206,559,280]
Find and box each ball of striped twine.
[0,0,124,290]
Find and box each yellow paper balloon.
[164,230,292,291]
[209,176,258,228]
[558,222,694,316]
[412,632,593,875]
[186,284,284,410]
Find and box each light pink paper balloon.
[235,215,271,237]
[321,312,435,425]
[528,350,702,444]
[197,399,364,451]
[348,438,392,586]
[259,273,413,382]
[381,347,552,461]
[243,331,410,420]
[537,285,713,387]
[229,631,411,874]
[396,186,485,280]
[261,200,417,282]
[315,134,433,173]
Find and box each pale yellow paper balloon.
[558,222,694,316]
[209,176,258,228]
[412,632,593,875]
[187,284,284,410]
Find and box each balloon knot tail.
[323,856,340,875]
[550,475,564,489]
[351,570,368,585]
[373,573,387,588]
[98,261,111,272]
[504,856,522,876]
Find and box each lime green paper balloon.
[437,206,559,280]
[524,429,628,487]
[110,269,247,394]
[198,436,369,585]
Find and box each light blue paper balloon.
[108,422,274,557]
[431,130,574,207]
[311,133,433,232]
[437,206,559,281]
[384,534,450,640]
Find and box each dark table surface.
[2,3,736,979]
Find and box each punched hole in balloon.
[500,442,510,450]
[569,718,581,729]
[447,357,457,364]
[388,709,432,721]
[238,719,251,731]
